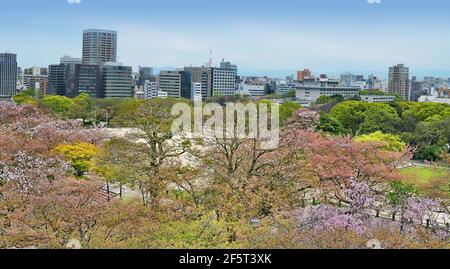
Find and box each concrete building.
[60,55,82,65]
[418,96,450,105]
[184,66,213,100]
[134,87,145,100]
[183,60,237,99]
[158,71,192,99]
[0,53,18,101]
[22,67,48,96]
[24,66,47,76]
[437,86,450,98]
[340,73,364,87]
[410,76,424,102]
[275,80,298,95]
[48,64,68,96]
[144,80,158,99]
[211,59,238,96]
[360,95,396,103]
[192,82,203,100]
[238,84,266,97]
[66,64,101,98]
[138,66,155,86]
[296,85,361,105]
[297,68,312,81]
[100,63,133,98]
[388,64,410,101]
[82,29,118,65]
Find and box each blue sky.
[1,0,450,78]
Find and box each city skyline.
[1,0,450,78]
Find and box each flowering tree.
[54,142,99,177]
[0,102,109,248]
[285,130,413,203]
[298,181,376,235]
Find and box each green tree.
[330,101,368,135]
[151,212,234,249]
[412,115,450,161]
[279,101,302,126]
[93,138,140,198]
[331,101,401,136]
[315,96,332,105]
[41,95,75,115]
[359,90,387,96]
[71,93,96,124]
[13,89,39,105]
[112,98,191,207]
[282,89,296,99]
[355,131,406,152]
[358,103,401,135]
[388,181,418,207]
[13,94,38,105]
[403,102,450,122]
[316,113,346,135]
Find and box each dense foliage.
[0,100,448,249]
[316,99,450,161]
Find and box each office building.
[82,29,117,65]
[0,53,18,101]
[48,64,68,96]
[100,63,133,98]
[410,76,424,102]
[340,73,357,87]
[211,59,238,97]
[388,64,410,101]
[184,66,213,100]
[66,64,101,98]
[158,71,192,99]
[22,67,48,96]
[360,95,396,103]
[192,82,203,100]
[238,84,266,97]
[297,68,312,81]
[138,66,155,86]
[418,96,450,105]
[60,55,82,65]
[275,79,299,95]
[296,85,361,105]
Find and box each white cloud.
[367,0,382,4]
[67,0,81,4]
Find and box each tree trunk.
[106,182,110,202]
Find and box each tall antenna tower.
[208,49,213,67]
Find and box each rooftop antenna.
[208,49,213,67]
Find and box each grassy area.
[400,166,448,186]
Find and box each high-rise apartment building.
[0,53,18,101]
[158,71,192,99]
[144,80,159,99]
[82,29,117,65]
[388,64,410,101]
[100,63,133,98]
